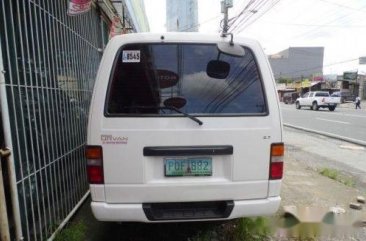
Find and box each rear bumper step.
[91,197,281,222]
[143,201,234,221]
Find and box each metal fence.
[0,1,106,240]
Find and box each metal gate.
[0,1,106,240]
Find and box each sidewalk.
[337,100,366,110]
[275,150,366,240]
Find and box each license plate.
[164,158,212,177]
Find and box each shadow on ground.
[73,198,233,241]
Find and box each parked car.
[86,33,284,222]
[295,91,340,111]
[283,92,299,104]
[330,91,355,103]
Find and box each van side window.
[105,44,267,116]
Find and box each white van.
[86,33,284,222]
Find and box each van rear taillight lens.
[270,143,284,180]
[86,146,104,184]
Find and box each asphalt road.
[280,102,366,143]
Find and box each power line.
[227,0,256,30]
[287,3,366,41]
[229,0,270,33]
[262,22,366,28]
[318,0,366,12]
[234,0,281,34]
[179,15,221,32]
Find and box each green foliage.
[319,168,355,187]
[233,217,271,241]
[277,78,292,84]
[189,217,271,241]
[54,221,86,241]
[319,168,338,180]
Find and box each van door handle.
[143,145,233,156]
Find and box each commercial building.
[269,47,324,80]
[166,0,198,32]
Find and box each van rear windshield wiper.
[128,105,203,126]
[158,106,203,126]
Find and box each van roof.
[108,32,262,49]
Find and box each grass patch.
[233,217,271,241]
[190,217,271,241]
[319,168,355,187]
[54,221,86,241]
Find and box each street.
[281,102,366,143]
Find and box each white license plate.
[164,158,212,177]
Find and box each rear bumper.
[91,196,281,222]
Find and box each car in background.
[330,91,355,103]
[295,91,340,111]
[283,92,299,104]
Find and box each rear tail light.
[86,145,104,184]
[270,143,284,180]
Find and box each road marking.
[339,145,365,150]
[281,106,366,118]
[316,118,350,124]
[336,113,366,118]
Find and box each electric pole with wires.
[221,0,233,35]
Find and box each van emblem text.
[101,135,128,144]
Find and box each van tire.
[296,102,301,109]
[312,102,318,111]
[329,106,336,111]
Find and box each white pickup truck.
[295,91,341,111]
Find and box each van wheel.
[329,106,336,111]
[296,102,301,109]
[312,102,318,111]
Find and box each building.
[119,0,150,32]
[166,0,198,32]
[269,47,324,80]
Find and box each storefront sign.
[67,0,92,15]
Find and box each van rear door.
[90,40,282,204]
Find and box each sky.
[143,0,366,75]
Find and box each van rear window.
[105,44,267,116]
[315,92,329,97]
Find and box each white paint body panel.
[87,33,283,221]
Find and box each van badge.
[101,135,128,144]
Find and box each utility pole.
[221,0,233,35]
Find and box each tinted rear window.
[106,44,267,116]
[315,92,329,97]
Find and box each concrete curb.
[284,123,366,147]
